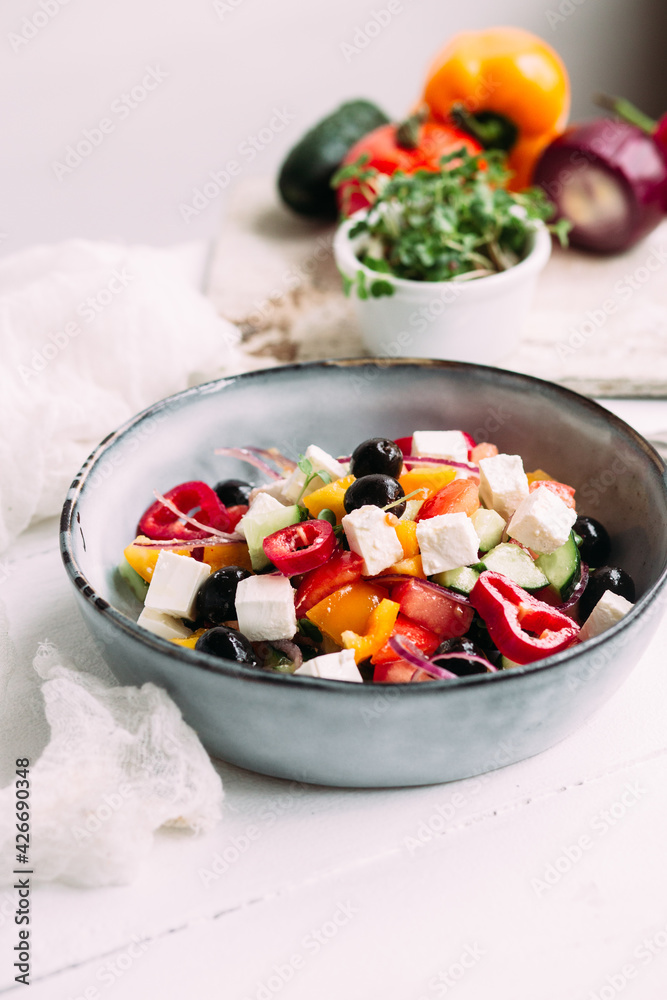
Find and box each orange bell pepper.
[124,537,190,582]
[422,26,570,190]
[394,519,420,558]
[398,468,456,500]
[341,599,400,664]
[304,475,355,523]
[306,580,388,646]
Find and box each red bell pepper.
[294,549,364,617]
[263,520,335,576]
[137,481,231,540]
[470,570,579,665]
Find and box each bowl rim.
[333,216,552,294]
[60,357,667,696]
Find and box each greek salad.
[119,432,636,683]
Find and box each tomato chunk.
[415,479,479,521]
[389,577,474,638]
[529,479,576,510]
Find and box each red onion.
[401,453,479,473]
[247,446,297,474]
[388,636,458,680]
[215,447,283,481]
[270,639,303,668]
[556,563,589,612]
[134,533,243,548]
[431,651,498,673]
[374,574,472,606]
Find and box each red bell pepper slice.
[470,571,579,665]
[294,549,364,617]
[263,520,336,576]
[138,481,231,540]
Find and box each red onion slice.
[374,574,473,606]
[246,446,297,474]
[388,636,458,680]
[557,562,589,611]
[401,453,480,473]
[215,447,283,481]
[431,651,498,673]
[270,639,303,668]
[133,534,243,549]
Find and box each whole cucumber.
[278,99,389,220]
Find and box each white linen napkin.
[0,239,244,885]
[0,239,245,552]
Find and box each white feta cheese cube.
[237,491,284,538]
[341,505,403,576]
[235,574,297,641]
[144,550,210,619]
[478,453,529,520]
[137,606,192,641]
[281,445,347,503]
[294,648,362,683]
[416,511,480,575]
[579,590,634,643]
[248,479,290,505]
[507,486,577,554]
[412,430,469,463]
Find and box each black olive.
[574,515,611,567]
[350,438,403,479]
[213,478,252,506]
[194,566,251,625]
[194,625,259,666]
[433,636,491,676]
[578,566,636,622]
[343,474,405,518]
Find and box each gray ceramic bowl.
[60,360,667,787]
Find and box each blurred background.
[0,0,665,253]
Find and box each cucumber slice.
[501,655,522,670]
[471,508,506,552]
[432,565,480,595]
[244,504,302,570]
[117,559,150,602]
[536,531,581,600]
[479,542,549,591]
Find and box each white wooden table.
[1,399,666,1000]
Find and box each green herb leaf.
[339,147,565,283]
[298,619,323,642]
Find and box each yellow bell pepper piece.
[341,599,400,664]
[526,468,554,485]
[170,628,207,649]
[304,474,355,523]
[398,468,456,500]
[423,26,570,190]
[124,536,190,582]
[203,541,252,573]
[379,554,426,579]
[394,519,420,558]
[306,580,387,646]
